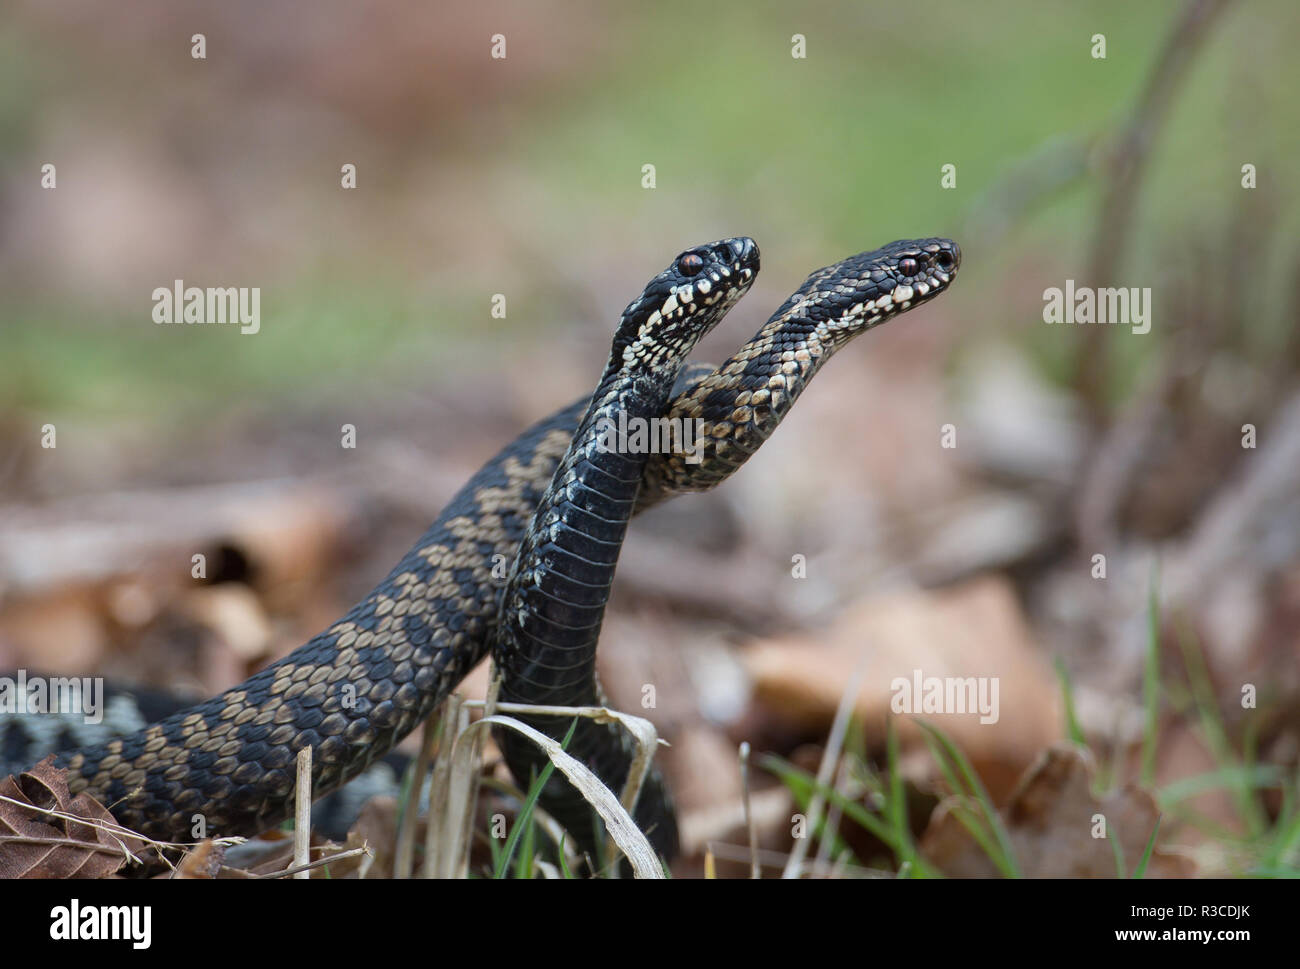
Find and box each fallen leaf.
[0,756,147,878]
[920,744,1194,877]
[745,575,1061,800]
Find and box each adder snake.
[31,236,959,864]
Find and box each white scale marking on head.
[892,285,914,304]
[697,279,711,294]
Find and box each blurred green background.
[2,0,1295,422]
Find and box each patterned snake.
[493,237,759,863]
[34,236,960,864]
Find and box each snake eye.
[935,250,955,272]
[898,257,919,277]
[679,253,705,276]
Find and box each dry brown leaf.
[0,756,147,878]
[170,839,225,879]
[0,583,109,673]
[745,575,1060,800]
[180,584,272,660]
[920,744,1194,877]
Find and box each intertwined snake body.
[495,237,961,862]
[495,238,759,862]
[47,237,960,856]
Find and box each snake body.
[497,238,961,862]
[494,238,759,861]
[40,237,959,856]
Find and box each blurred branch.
[1072,365,1172,554]
[1073,186,1280,552]
[1164,387,1300,606]
[1074,0,1237,425]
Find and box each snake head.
[615,237,760,371]
[785,237,961,340]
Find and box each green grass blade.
[494,717,578,879]
[1110,828,1127,879]
[1158,764,1284,807]
[514,804,537,878]
[487,819,503,873]
[765,756,875,858]
[1132,815,1162,878]
[885,718,919,871]
[1174,619,1268,836]
[761,753,940,877]
[919,731,1009,876]
[1053,655,1087,747]
[557,834,574,879]
[918,721,1021,878]
[1261,781,1300,872]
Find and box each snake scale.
[494,238,759,863]
[32,236,960,865]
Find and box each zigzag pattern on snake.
[10,237,959,861]
[495,238,961,863]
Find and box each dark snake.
[31,236,960,864]
[494,237,758,864]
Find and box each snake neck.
[492,367,685,864]
[637,319,844,509]
[637,238,959,511]
[490,283,737,866]
[494,364,672,706]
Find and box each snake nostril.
[935,250,955,272]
